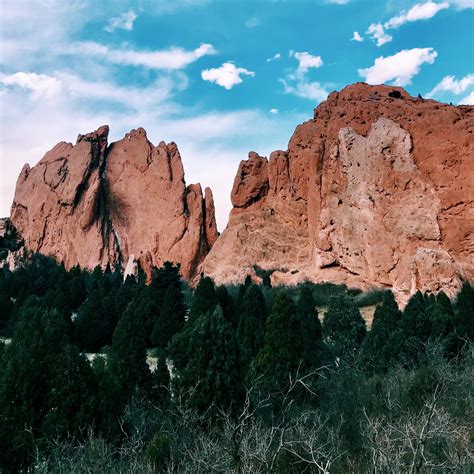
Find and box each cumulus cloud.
[266,53,281,62]
[104,10,137,32]
[459,91,474,104]
[270,108,279,114]
[366,23,393,47]
[352,31,364,42]
[366,2,450,47]
[290,51,323,75]
[358,48,438,86]
[0,72,62,99]
[385,1,449,29]
[447,0,473,9]
[69,41,216,70]
[201,62,255,89]
[426,74,474,98]
[281,50,328,102]
[281,80,329,101]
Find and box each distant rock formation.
[202,83,474,302]
[10,126,218,279]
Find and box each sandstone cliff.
[202,83,474,301]
[10,126,218,279]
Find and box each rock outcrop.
[10,126,218,279]
[202,83,474,302]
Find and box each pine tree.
[323,295,367,360]
[189,276,218,321]
[216,285,237,328]
[0,309,95,470]
[237,284,267,367]
[251,290,305,390]
[109,303,151,396]
[169,306,243,413]
[453,282,474,341]
[297,284,323,367]
[362,291,402,373]
[151,283,186,350]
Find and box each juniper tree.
[237,284,267,368]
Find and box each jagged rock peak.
[10,126,218,280]
[202,82,474,304]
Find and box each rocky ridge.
[202,83,474,302]
[6,82,474,302]
[9,126,218,279]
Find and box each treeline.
[0,255,473,472]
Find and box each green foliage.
[251,290,304,390]
[151,283,186,350]
[216,285,237,328]
[363,291,403,373]
[297,284,324,368]
[188,275,217,322]
[74,288,119,352]
[453,282,474,341]
[145,432,171,469]
[169,306,243,413]
[0,309,96,470]
[237,284,267,367]
[323,295,366,360]
[109,303,151,397]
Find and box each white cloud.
[366,23,393,46]
[281,50,328,102]
[290,51,323,75]
[352,31,364,42]
[266,53,281,62]
[104,10,137,32]
[325,0,351,4]
[270,108,279,114]
[358,48,438,86]
[281,79,330,101]
[459,91,474,104]
[245,17,260,28]
[448,0,474,9]
[201,62,255,90]
[385,1,449,29]
[426,74,474,98]
[69,41,216,70]
[0,72,62,99]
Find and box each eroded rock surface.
[10,126,218,279]
[202,83,474,302]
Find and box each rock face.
[202,83,474,302]
[10,126,218,279]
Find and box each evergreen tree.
[74,288,119,352]
[362,291,403,373]
[323,295,367,360]
[297,284,323,367]
[0,272,12,328]
[453,282,474,341]
[251,291,305,390]
[151,261,182,308]
[237,284,267,367]
[216,285,237,328]
[0,309,96,470]
[109,303,151,396]
[189,276,218,321]
[151,283,186,350]
[169,306,243,413]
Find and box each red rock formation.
[10,126,218,279]
[202,83,474,302]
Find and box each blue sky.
[1,0,473,229]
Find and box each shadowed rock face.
[10,126,218,280]
[202,83,474,303]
